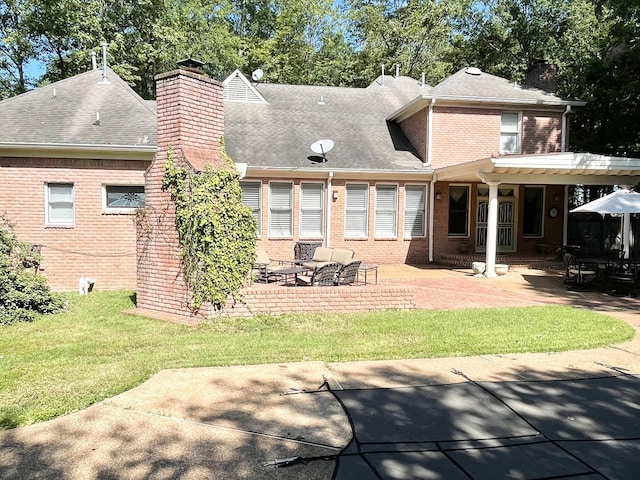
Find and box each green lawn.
[0,290,634,430]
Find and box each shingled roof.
[223,72,428,172]
[0,67,156,150]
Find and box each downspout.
[561,105,571,152]
[428,174,437,263]
[326,171,333,248]
[426,98,436,166]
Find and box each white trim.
[222,69,268,104]
[299,181,325,239]
[500,111,522,155]
[268,181,293,239]
[374,183,398,239]
[0,143,155,161]
[403,184,427,239]
[102,184,145,213]
[447,183,471,238]
[344,182,369,239]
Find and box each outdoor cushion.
[311,247,333,262]
[330,248,354,265]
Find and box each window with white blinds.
[500,112,521,154]
[300,183,324,238]
[269,182,293,237]
[345,184,368,238]
[46,183,74,225]
[240,181,261,237]
[404,185,426,238]
[375,184,398,238]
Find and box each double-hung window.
[269,182,293,237]
[240,181,262,237]
[46,183,74,225]
[448,185,469,236]
[300,183,324,238]
[500,112,521,154]
[345,184,368,238]
[404,185,426,238]
[375,184,398,238]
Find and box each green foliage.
[162,143,257,311]
[0,216,66,325]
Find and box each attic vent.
[224,75,263,102]
[465,67,482,76]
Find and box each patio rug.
[270,372,640,479]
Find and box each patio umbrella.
[570,189,640,258]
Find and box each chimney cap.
[177,58,205,71]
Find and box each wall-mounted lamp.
[333,190,338,200]
[435,192,442,200]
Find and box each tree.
[0,216,66,325]
[0,0,38,98]
[347,0,469,86]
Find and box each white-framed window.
[500,112,521,154]
[103,185,145,211]
[404,185,426,238]
[448,185,469,237]
[375,184,398,238]
[269,182,293,238]
[46,183,74,225]
[300,182,324,238]
[240,181,262,237]
[345,183,368,238]
[523,186,544,237]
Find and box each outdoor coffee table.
[277,266,312,286]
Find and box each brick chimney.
[136,65,224,322]
[524,60,558,94]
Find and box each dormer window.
[500,112,521,154]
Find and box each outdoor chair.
[296,262,341,286]
[254,248,292,283]
[335,260,361,286]
[302,247,354,270]
[564,254,597,290]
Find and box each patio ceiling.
[435,152,640,186]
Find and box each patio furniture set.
[254,247,376,287]
[564,252,640,296]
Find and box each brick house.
[2,61,640,292]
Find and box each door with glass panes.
[476,186,516,253]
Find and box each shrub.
[0,216,66,325]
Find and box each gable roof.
[223,73,429,175]
[0,67,156,159]
[388,67,585,122]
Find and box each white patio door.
[476,187,516,253]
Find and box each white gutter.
[326,171,333,248]
[428,173,437,263]
[426,98,436,166]
[0,142,156,161]
[561,104,571,152]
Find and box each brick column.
[136,68,224,321]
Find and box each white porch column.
[484,182,500,277]
[623,213,631,259]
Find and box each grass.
[0,290,634,430]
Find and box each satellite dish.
[251,68,264,82]
[310,139,334,162]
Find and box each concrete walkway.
[1,266,639,479]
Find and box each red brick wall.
[398,110,427,161]
[0,157,147,290]
[431,107,501,167]
[136,68,224,320]
[522,110,562,153]
[248,178,430,265]
[222,284,416,317]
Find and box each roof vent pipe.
[421,72,426,88]
[395,63,400,79]
[380,64,385,87]
[99,42,110,84]
[91,52,97,70]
